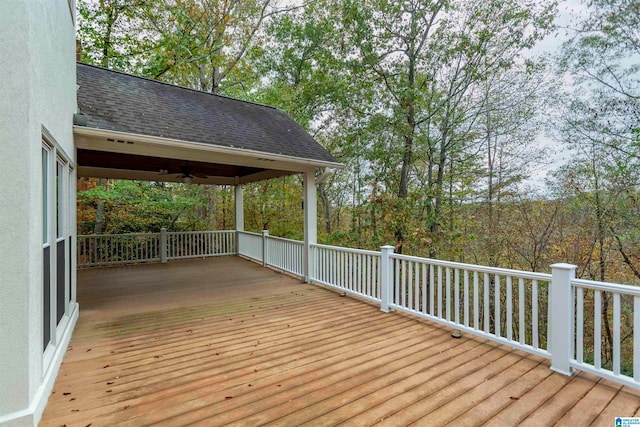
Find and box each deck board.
[40,257,640,426]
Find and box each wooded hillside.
[77,0,639,286]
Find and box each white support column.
[235,184,244,232]
[262,230,269,267]
[303,171,317,283]
[549,262,577,376]
[235,184,244,256]
[380,246,395,312]
[160,228,168,263]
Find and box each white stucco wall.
[0,1,77,425]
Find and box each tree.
[557,0,640,280]
[340,0,555,253]
[77,0,152,70]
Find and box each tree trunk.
[318,182,331,235]
[93,178,108,234]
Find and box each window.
[42,144,51,351]
[56,160,64,238]
[42,147,48,244]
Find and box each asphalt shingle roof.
[76,63,338,164]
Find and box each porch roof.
[74,63,342,185]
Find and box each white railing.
[311,243,381,304]
[386,252,552,359]
[237,231,263,262]
[167,230,235,260]
[78,229,235,267]
[265,235,304,278]
[78,233,160,267]
[571,278,640,389]
[77,228,640,389]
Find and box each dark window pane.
[43,246,51,351]
[56,239,66,324]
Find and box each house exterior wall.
[0,1,78,425]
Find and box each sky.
[524,0,591,191]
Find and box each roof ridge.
[76,61,279,111]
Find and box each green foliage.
[78,180,236,234]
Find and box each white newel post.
[235,184,244,255]
[303,171,317,283]
[549,262,577,376]
[160,228,168,263]
[262,230,269,267]
[380,245,395,312]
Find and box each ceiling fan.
[158,163,207,184]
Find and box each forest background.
[76,0,640,286]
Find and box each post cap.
[550,263,577,270]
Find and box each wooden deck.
[41,257,640,426]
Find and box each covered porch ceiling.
[74,63,342,185]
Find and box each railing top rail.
[266,235,304,245]
[237,231,262,237]
[166,230,234,236]
[311,243,381,257]
[78,232,158,238]
[391,252,552,281]
[572,278,640,296]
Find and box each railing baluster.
[473,271,479,330]
[429,265,435,316]
[576,286,584,364]
[422,263,427,314]
[360,254,364,295]
[401,259,407,307]
[635,296,640,382]
[464,270,469,327]
[484,273,490,333]
[446,267,451,321]
[532,279,539,349]
[519,278,525,345]
[506,276,513,341]
[407,261,412,310]
[594,290,602,369]
[454,268,460,325]
[495,274,501,337]
[613,293,621,375]
[395,258,400,305]
[437,266,443,318]
[414,262,419,311]
[367,255,372,297]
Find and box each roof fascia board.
[78,166,239,185]
[237,169,298,184]
[74,126,344,170]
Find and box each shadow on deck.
[40,256,640,426]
